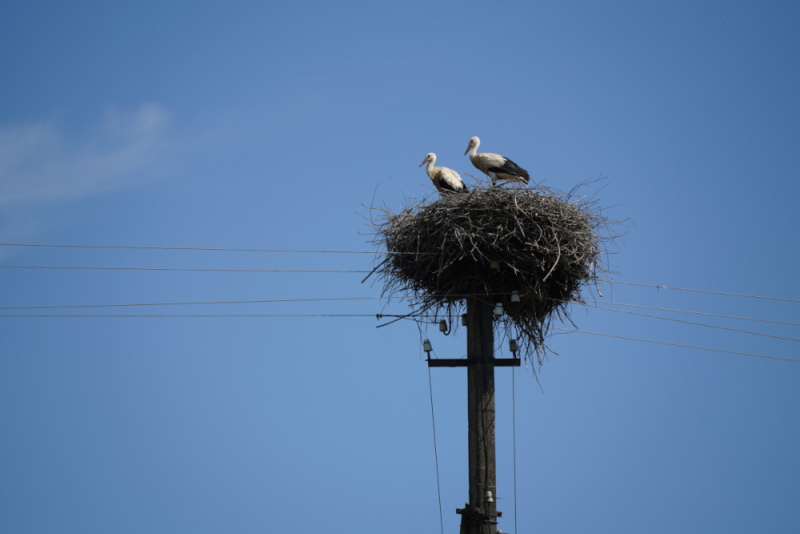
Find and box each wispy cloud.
[0,103,185,254]
[0,103,176,207]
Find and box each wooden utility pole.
[427,297,519,534]
[461,296,498,534]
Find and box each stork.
[465,136,529,185]
[419,153,468,195]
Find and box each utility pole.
[427,296,519,534]
[461,296,498,534]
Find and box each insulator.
[439,320,447,332]
[510,290,520,303]
[493,302,504,316]
[509,339,519,353]
[423,339,432,353]
[461,313,468,326]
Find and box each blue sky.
[2,1,800,533]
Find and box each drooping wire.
[586,300,800,327]
[0,313,412,318]
[554,327,800,363]
[4,242,798,303]
[428,364,445,534]
[592,304,800,343]
[0,265,370,273]
[416,321,445,534]
[3,312,798,363]
[377,309,799,347]
[613,281,800,304]
[1,297,798,341]
[0,293,501,311]
[0,297,392,310]
[0,242,432,255]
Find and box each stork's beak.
[419,157,428,167]
[464,143,471,155]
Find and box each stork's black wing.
[488,157,529,183]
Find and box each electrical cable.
[3,265,798,361]
[0,313,409,318]
[592,304,800,343]
[613,281,800,304]
[3,242,798,302]
[3,297,798,334]
[428,364,445,534]
[553,327,800,363]
[0,242,425,255]
[412,320,445,534]
[366,307,800,346]
[0,297,391,310]
[8,303,797,359]
[0,265,370,273]
[3,242,799,304]
[0,294,501,311]
[586,300,800,327]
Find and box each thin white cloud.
[0,102,175,207]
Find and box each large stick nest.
[366,180,618,365]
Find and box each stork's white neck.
[426,155,437,177]
[468,138,481,159]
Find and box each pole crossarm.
[426,358,520,367]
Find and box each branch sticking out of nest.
[365,179,620,367]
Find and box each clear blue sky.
[2,1,799,533]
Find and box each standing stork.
[419,153,468,195]
[465,136,529,185]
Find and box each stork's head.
[419,153,436,167]
[465,136,480,155]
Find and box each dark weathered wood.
[460,297,498,534]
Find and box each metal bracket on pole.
[456,503,502,526]
[427,358,520,367]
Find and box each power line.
[588,300,800,327]
[370,305,800,345]
[3,296,799,331]
[0,265,370,273]
[3,242,798,304]
[593,304,800,343]
[554,327,800,363]
[0,296,391,310]
[427,365,445,534]
[0,242,416,255]
[614,281,800,304]
[3,311,795,363]
[0,313,402,318]
[412,317,445,534]
[0,293,503,311]
[7,302,795,347]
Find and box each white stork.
[464,136,529,185]
[419,153,468,195]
